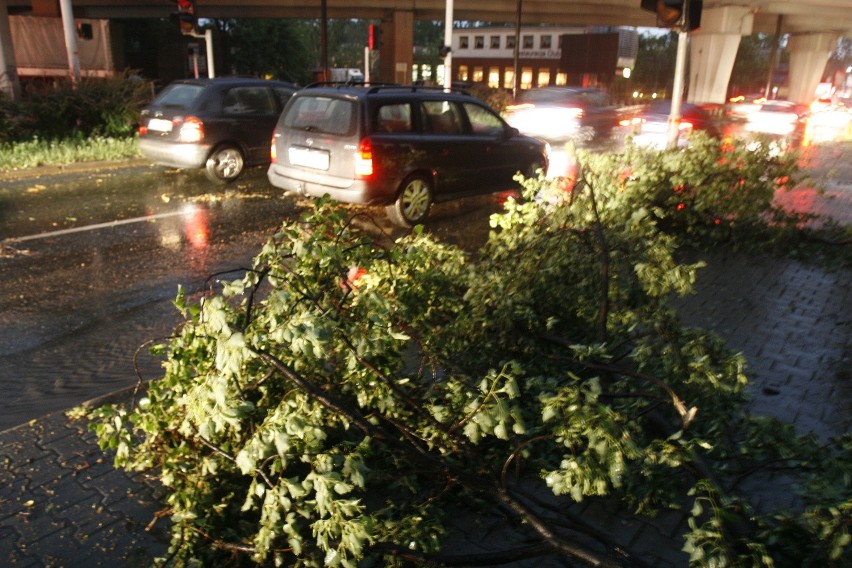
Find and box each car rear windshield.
[283,96,357,136]
[152,83,206,109]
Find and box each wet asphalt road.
[0,164,306,430]
[0,163,501,431]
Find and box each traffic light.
[368,23,382,50]
[170,0,197,36]
[640,0,702,31]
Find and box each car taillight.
[619,117,644,127]
[270,134,277,163]
[178,117,204,143]
[355,137,373,178]
[138,124,148,135]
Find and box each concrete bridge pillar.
[687,5,753,104]
[786,32,837,103]
[379,10,414,84]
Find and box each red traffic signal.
[368,24,375,50]
[170,0,197,36]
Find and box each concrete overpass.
[2,0,852,104]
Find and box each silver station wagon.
[267,84,549,227]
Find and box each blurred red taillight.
[355,137,373,178]
[138,124,148,135]
[270,134,277,163]
[177,117,203,143]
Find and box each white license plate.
[288,146,330,170]
[147,118,173,133]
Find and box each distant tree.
[729,34,774,96]
[214,19,314,84]
[632,32,678,96]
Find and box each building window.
[490,35,501,49]
[521,67,533,90]
[540,35,552,49]
[488,67,500,88]
[474,36,484,49]
[506,35,516,49]
[522,35,534,49]
[459,36,469,49]
[472,66,484,82]
[458,65,469,81]
[555,73,568,86]
[503,69,514,90]
[537,69,551,87]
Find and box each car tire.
[386,175,433,228]
[204,144,244,184]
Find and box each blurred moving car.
[743,100,809,138]
[504,87,620,143]
[727,93,767,120]
[618,100,722,148]
[139,77,298,183]
[267,84,549,227]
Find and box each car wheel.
[385,175,433,228]
[204,144,244,184]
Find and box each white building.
[449,26,638,90]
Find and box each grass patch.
[0,136,141,173]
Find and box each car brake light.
[355,137,373,178]
[178,117,204,143]
[270,135,277,163]
[138,124,148,135]
[619,117,644,127]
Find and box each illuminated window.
[458,65,469,81]
[537,70,551,87]
[506,35,516,49]
[490,36,501,49]
[472,66,484,82]
[555,73,568,86]
[521,67,533,90]
[503,69,514,89]
[522,35,534,49]
[474,36,484,49]
[459,36,469,49]
[488,67,500,88]
[541,35,552,49]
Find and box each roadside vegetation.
[0,72,149,172]
[82,134,850,567]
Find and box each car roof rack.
[365,84,471,95]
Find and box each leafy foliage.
[0,71,152,143]
[87,136,849,567]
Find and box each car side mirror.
[506,126,520,139]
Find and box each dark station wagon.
[267,84,550,227]
[139,77,298,183]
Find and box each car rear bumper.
[139,138,211,169]
[267,163,392,205]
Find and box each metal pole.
[205,28,215,78]
[364,46,370,82]
[764,15,783,99]
[667,30,688,149]
[321,0,328,81]
[443,0,453,89]
[513,0,522,98]
[0,0,22,100]
[58,0,81,85]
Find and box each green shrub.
[85,136,849,567]
[0,71,152,143]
